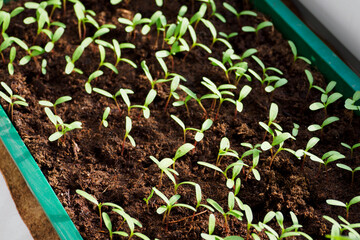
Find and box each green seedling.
[111,40,137,69]
[344,91,360,124]
[43,27,65,52]
[265,78,288,93]
[305,69,316,99]
[45,107,82,142]
[164,76,180,111]
[202,19,232,49]
[292,123,299,137]
[111,209,149,240]
[150,156,178,187]
[85,70,103,94]
[242,21,273,37]
[207,0,226,23]
[99,107,110,129]
[143,188,154,212]
[0,82,28,120]
[200,214,218,240]
[76,189,124,228]
[96,45,117,73]
[223,2,257,24]
[118,88,141,115]
[0,37,12,64]
[12,37,44,69]
[234,62,252,86]
[193,184,214,216]
[219,31,238,40]
[141,89,157,119]
[156,54,187,83]
[65,45,85,74]
[309,91,342,117]
[250,56,283,85]
[0,3,24,39]
[207,192,243,232]
[152,187,196,226]
[46,0,61,20]
[41,59,47,75]
[234,85,252,118]
[141,60,163,89]
[171,115,211,143]
[102,212,128,240]
[73,1,96,39]
[93,87,126,115]
[327,196,360,220]
[336,163,360,186]
[243,204,262,240]
[183,24,212,60]
[295,137,320,170]
[7,46,16,75]
[341,142,360,158]
[118,13,150,39]
[318,151,345,175]
[259,102,283,141]
[244,150,261,181]
[198,161,247,189]
[39,95,72,115]
[261,130,295,168]
[288,40,311,64]
[172,143,195,169]
[178,85,208,116]
[323,215,360,239]
[201,77,236,119]
[307,116,339,134]
[189,3,207,29]
[143,11,167,46]
[216,137,239,166]
[121,116,135,155]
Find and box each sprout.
[318,151,345,175]
[189,3,207,29]
[288,40,311,64]
[344,91,360,123]
[183,24,212,61]
[305,69,318,99]
[111,209,149,240]
[0,37,12,64]
[193,184,214,214]
[7,46,16,75]
[336,163,360,186]
[223,2,257,24]
[259,102,283,141]
[102,212,128,240]
[150,156,178,187]
[84,70,103,94]
[143,188,154,212]
[244,150,261,181]
[172,143,195,169]
[242,21,273,37]
[201,19,232,49]
[118,13,150,39]
[39,95,72,115]
[93,87,124,115]
[0,82,28,120]
[73,1,96,39]
[295,137,321,170]
[152,187,196,226]
[121,116,136,156]
[250,55,283,86]
[96,45,118,74]
[326,196,360,220]
[292,123,299,137]
[307,116,339,134]
[164,76,180,111]
[99,107,110,129]
[65,45,85,74]
[234,85,252,118]
[207,193,243,232]
[216,137,239,166]
[171,115,212,143]
[219,31,238,40]
[309,90,342,116]
[44,107,82,142]
[0,4,24,38]
[111,40,137,69]
[341,142,360,158]
[43,27,65,52]
[142,89,157,119]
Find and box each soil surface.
[1,0,360,239]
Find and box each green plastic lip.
[251,0,360,98]
[1,0,360,239]
[0,105,83,240]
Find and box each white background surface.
[0,171,33,240]
[297,0,360,61]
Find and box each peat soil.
[1,0,360,239]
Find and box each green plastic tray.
[1,0,359,239]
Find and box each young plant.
[65,45,85,74]
[164,76,180,111]
[183,24,212,60]
[242,21,273,37]
[336,163,360,186]
[141,89,157,119]
[7,46,16,75]
[102,212,128,240]
[178,85,208,117]
[309,90,342,116]
[295,137,320,170]
[244,150,261,181]
[143,188,154,212]
[207,192,243,232]
[43,27,65,52]
[250,55,283,85]
[259,102,283,141]
[118,13,151,39]
[219,31,238,40]
[96,45,118,74]
[111,40,137,69]
[307,116,339,134]
[288,40,311,64]
[171,115,212,143]
[93,87,123,115]
[193,184,214,215]
[344,91,360,123]
[121,116,135,155]
[201,18,232,49]
[234,85,252,118]
[45,107,82,142]
[150,156,178,187]
[216,137,239,166]
[73,1,96,39]
[223,2,257,25]
[0,82,28,120]
[326,196,360,220]
[39,96,72,115]
[172,143,194,169]
[341,142,360,158]
[152,187,196,225]
[111,209,149,240]
[305,69,317,98]
[99,107,110,130]
[318,151,345,176]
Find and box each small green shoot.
[0,82,28,121]
[7,46,16,75]
[216,137,239,166]
[102,212,128,240]
[121,116,136,156]
[118,13,150,39]
[327,196,360,220]
[150,156,178,187]
[223,2,257,24]
[242,21,273,37]
[100,107,110,130]
[336,163,360,186]
[143,188,154,212]
[308,116,339,134]
[341,142,360,158]
[288,40,311,64]
[39,96,72,115]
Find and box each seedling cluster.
[0,0,359,239]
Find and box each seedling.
[177,85,208,116]
[152,187,196,226]
[84,70,103,94]
[193,184,214,215]
[164,76,180,111]
[150,156,178,187]
[76,189,124,228]
[0,4,24,38]
[201,77,236,119]
[111,40,137,69]
[318,151,345,174]
[216,137,239,166]
[189,3,207,29]
[336,163,360,186]
[111,209,149,240]
[119,88,144,115]
[97,45,118,74]
[242,204,262,240]
[261,130,295,167]
[327,196,360,220]
[250,56,283,85]
[206,0,226,23]
[201,18,232,49]
[344,91,360,123]
[0,82,28,120]
[43,27,65,52]
[341,142,360,158]
[102,212,128,240]
[183,24,212,60]
[121,116,136,155]
[244,150,261,181]
[39,95,72,115]
[295,137,320,170]
[234,85,252,118]
[65,45,85,74]
[223,2,257,25]
[141,89,157,119]
[0,37,12,64]
[323,215,360,239]
[99,107,110,129]
[200,214,217,240]
[307,116,339,134]
[309,90,342,117]
[143,188,154,212]
[207,192,244,232]
[93,87,126,115]
[259,102,283,141]
[7,46,15,75]
[219,31,238,40]
[172,143,194,169]
[305,69,317,99]
[288,40,311,64]
[242,21,273,37]
[118,13,150,39]
[171,115,208,143]
[73,1,96,39]
[45,107,82,142]
[292,123,300,137]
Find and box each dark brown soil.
[1,0,360,239]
